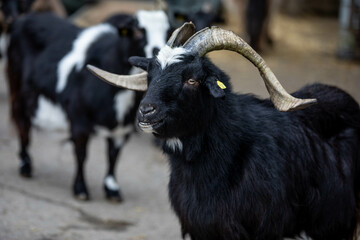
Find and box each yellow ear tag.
[217,80,226,89]
[121,29,128,36]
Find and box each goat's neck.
[164,94,252,193]
[165,93,248,165]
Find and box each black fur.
[131,54,360,239]
[6,13,145,201]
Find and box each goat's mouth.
[138,118,165,133]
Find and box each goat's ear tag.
[205,77,225,98]
[120,28,128,36]
[217,80,226,89]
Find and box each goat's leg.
[16,117,32,178]
[10,94,33,178]
[7,62,33,177]
[103,135,129,202]
[72,134,90,200]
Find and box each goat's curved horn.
[167,22,196,48]
[183,26,317,111]
[87,65,148,91]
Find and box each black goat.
[89,23,360,239]
[7,13,145,201]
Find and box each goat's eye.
[187,79,196,85]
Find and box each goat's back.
[291,83,360,138]
[292,83,360,194]
[12,13,78,51]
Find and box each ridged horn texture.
[183,26,317,111]
[166,22,196,48]
[86,65,148,91]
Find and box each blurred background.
[0,0,359,239]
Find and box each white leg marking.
[166,138,183,152]
[136,10,170,57]
[32,95,69,131]
[56,24,116,93]
[105,175,119,191]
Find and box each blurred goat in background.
[165,0,224,30]
[234,0,276,52]
[6,12,146,202]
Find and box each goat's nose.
[152,47,160,56]
[139,103,157,115]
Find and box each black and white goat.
[136,10,170,57]
[7,13,146,201]
[89,23,360,239]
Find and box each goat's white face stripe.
[56,24,116,93]
[166,138,183,152]
[136,10,169,57]
[157,46,187,69]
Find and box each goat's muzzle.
[137,102,165,133]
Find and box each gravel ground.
[0,1,359,240]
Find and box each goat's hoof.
[19,162,32,178]
[104,185,123,203]
[74,192,90,201]
[73,182,90,201]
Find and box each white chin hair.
[139,125,155,133]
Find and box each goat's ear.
[129,56,150,71]
[204,76,226,98]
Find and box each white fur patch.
[157,46,187,69]
[166,138,183,152]
[95,90,135,145]
[284,231,312,240]
[114,138,124,148]
[56,24,116,93]
[32,95,68,131]
[136,10,169,57]
[138,122,154,134]
[105,175,119,191]
[114,90,136,123]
